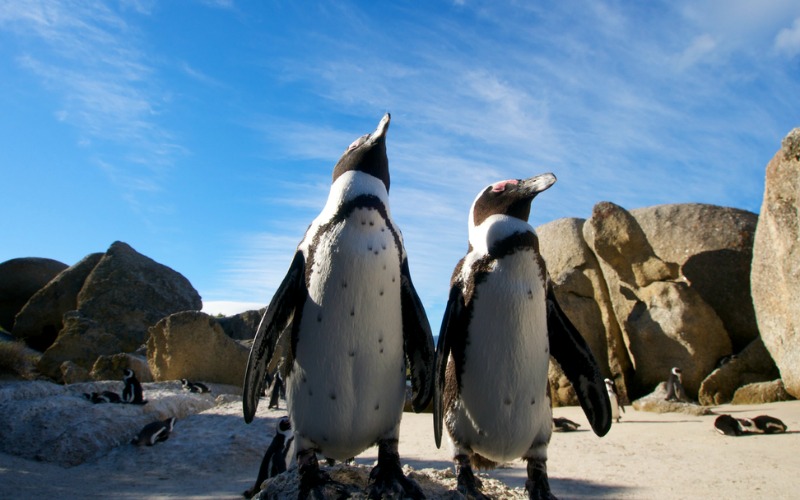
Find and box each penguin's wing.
[399,258,436,413]
[243,250,307,423]
[434,282,467,448]
[546,284,612,437]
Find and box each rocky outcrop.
[631,382,712,416]
[216,308,264,340]
[698,338,780,405]
[12,253,103,352]
[751,128,800,399]
[90,352,153,382]
[0,257,67,331]
[147,311,249,386]
[36,242,202,381]
[731,380,795,405]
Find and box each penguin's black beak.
[518,172,557,198]
[371,113,390,142]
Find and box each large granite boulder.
[36,242,202,381]
[632,204,758,352]
[216,308,264,341]
[752,128,800,399]
[584,202,731,398]
[538,217,633,401]
[90,352,154,382]
[697,338,780,405]
[12,253,103,352]
[0,257,67,331]
[731,380,794,405]
[147,311,249,386]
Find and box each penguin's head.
[123,368,134,379]
[332,113,391,192]
[471,173,556,228]
[276,417,291,434]
[671,367,682,376]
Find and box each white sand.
[1,399,798,499]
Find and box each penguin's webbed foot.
[297,450,352,500]
[366,439,424,500]
[525,458,557,500]
[454,454,489,500]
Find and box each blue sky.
[2,1,799,327]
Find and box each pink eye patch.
[491,179,518,192]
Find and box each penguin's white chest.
[289,206,406,459]
[454,251,551,461]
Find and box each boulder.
[751,128,800,399]
[538,217,633,401]
[632,204,759,351]
[584,202,731,398]
[697,338,780,405]
[216,308,265,340]
[0,257,67,331]
[90,353,153,382]
[631,382,713,416]
[731,380,795,405]
[147,311,249,386]
[60,360,92,384]
[12,253,103,352]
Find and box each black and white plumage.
[122,368,147,405]
[434,173,612,500]
[604,378,625,423]
[181,379,210,393]
[715,414,788,436]
[243,417,294,499]
[131,417,176,446]
[665,367,688,402]
[552,417,581,432]
[751,415,788,434]
[242,114,435,498]
[83,391,122,404]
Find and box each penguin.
[750,415,788,434]
[83,390,122,404]
[664,367,687,402]
[434,173,612,500]
[122,368,147,405]
[181,379,210,393]
[714,414,744,436]
[267,371,284,410]
[243,417,294,499]
[604,378,625,423]
[131,417,176,446]
[242,114,435,498]
[552,417,581,432]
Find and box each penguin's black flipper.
[243,251,307,423]
[434,280,467,448]
[546,284,612,437]
[399,258,436,413]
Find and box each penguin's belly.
[454,254,551,462]
[289,208,406,460]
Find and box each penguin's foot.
[297,450,351,500]
[454,454,488,500]
[366,439,424,500]
[525,458,557,500]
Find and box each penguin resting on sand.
[434,173,612,500]
[242,114,435,499]
[243,417,294,498]
[131,417,176,446]
[181,379,210,393]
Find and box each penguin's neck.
[468,214,535,257]
[319,170,390,220]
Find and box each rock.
[147,311,249,386]
[538,217,633,401]
[584,202,731,398]
[91,353,153,382]
[632,204,759,352]
[752,128,800,399]
[631,382,713,416]
[12,253,103,352]
[0,257,67,331]
[698,338,780,405]
[60,360,92,384]
[0,338,40,380]
[548,360,579,407]
[36,242,202,381]
[732,380,795,405]
[216,308,265,340]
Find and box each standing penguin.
[242,114,435,498]
[604,378,625,423]
[122,368,147,405]
[243,417,294,499]
[434,173,612,500]
[665,367,687,402]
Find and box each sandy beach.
[1,395,798,499]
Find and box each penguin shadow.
[549,477,634,499]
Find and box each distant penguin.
[751,415,788,434]
[665,367,687,402]
[181,379,210,393]
[433,173,612,499]
[552,417,581,432]
[267,372,284,410]
[242,114,435,499]
[714,414,744,436]
[131,417,176,446]
[243,417,294,499]
[122,368,147,404]
[604,378,625,423]
[84,390,122,404]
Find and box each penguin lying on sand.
[552,417,581,432]
[715,414,788,436]
[434,173,612,500]
[242,114,435,499]
[83,390,122,404]
[122,368,147,405]
[181,379,210,393]
[131,417,176,446]
[243,417,294,499]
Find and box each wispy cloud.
[775,17,800,57]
